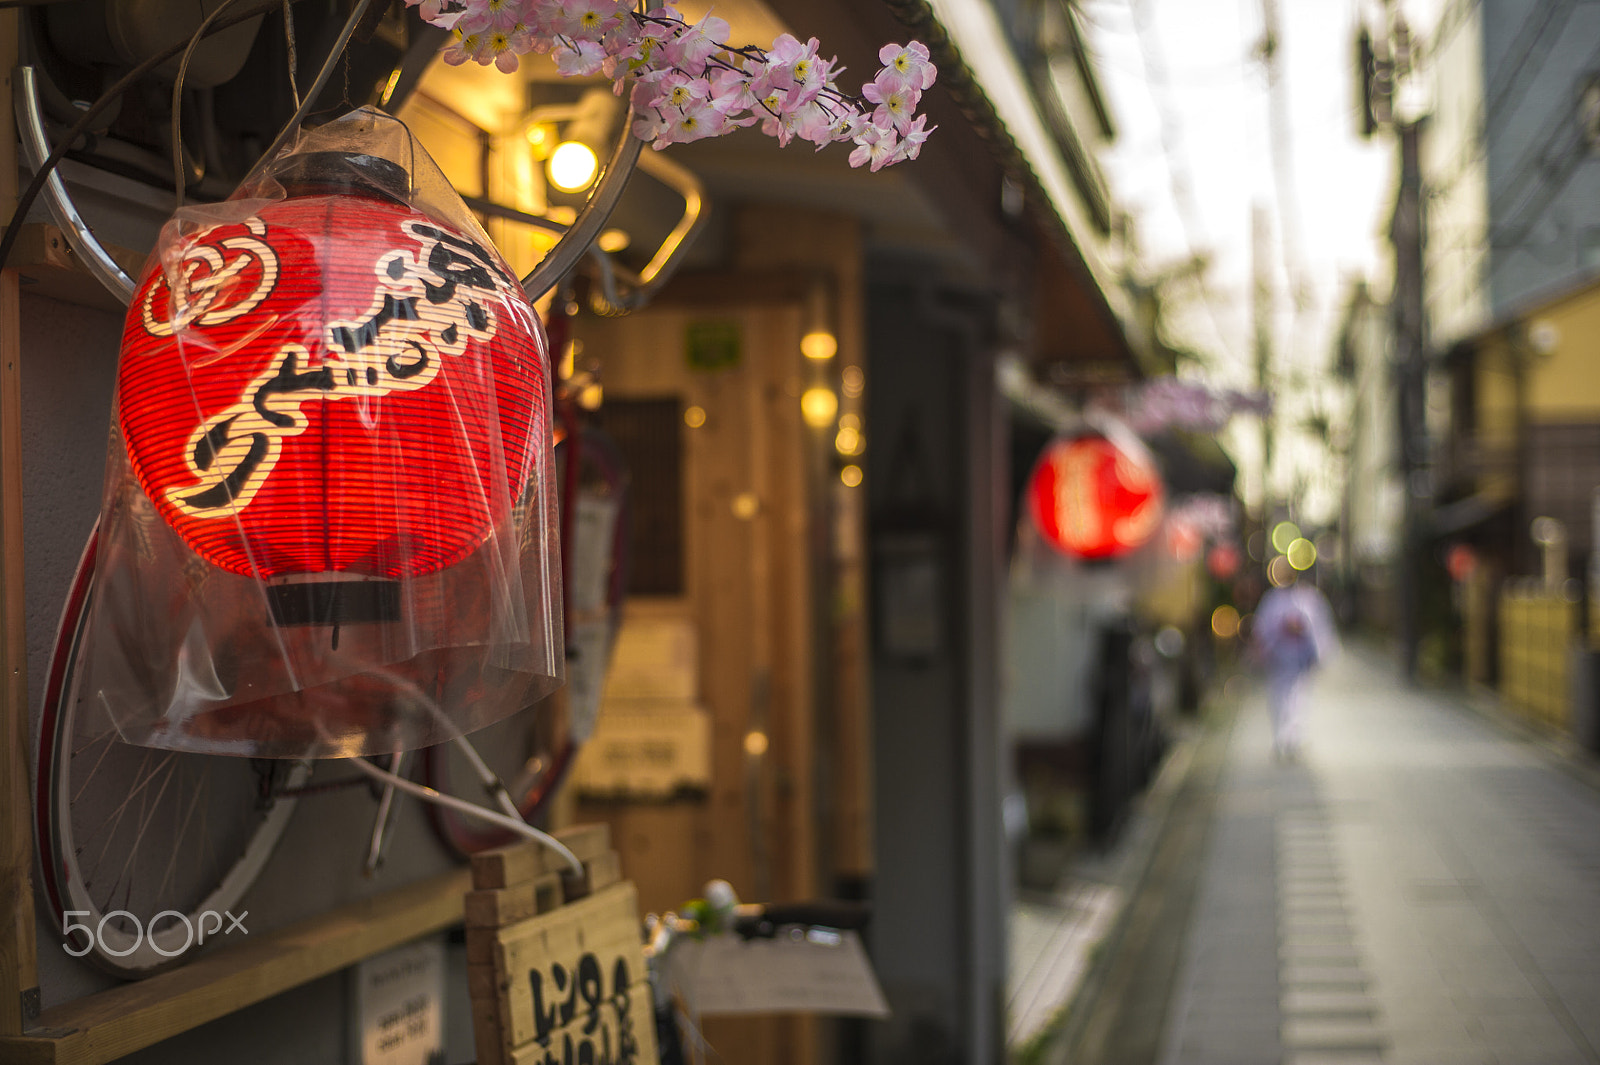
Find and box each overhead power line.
[1485,0,1575,125]
[1123,0,1239,364]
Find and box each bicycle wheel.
[423,411,629,857]
[35,525,308,978]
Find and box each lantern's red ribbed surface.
[118,195,546,579]
[1027,435,1164,559]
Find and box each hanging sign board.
[466,830,659,1065]
[662,930,890,1018]
[355,937,446,1065]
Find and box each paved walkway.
[1158,646,1600,1065]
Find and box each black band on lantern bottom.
[267,580,403,627]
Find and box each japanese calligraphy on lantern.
[484,882,659,1065]
[118,189,548,579]
[149,219,522,519]
[140,218,278,336]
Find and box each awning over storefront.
[762,0,1139,376]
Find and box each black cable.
[0,0,304,275]
[1485,0,1573,124]
[283,0,301,110]
[251,0,376,174]
[172,0,253,209]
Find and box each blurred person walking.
[1253,573,1338,759]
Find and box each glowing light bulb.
[548,142,599,193]
[801,387,838,428]
[801,330,837,360]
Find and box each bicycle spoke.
[110,755,181,908]
[70,728,120,806]
[158,759,211,906]
[80,746,159,873]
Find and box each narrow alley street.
[1067,646,1600,1065]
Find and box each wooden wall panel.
[2,16,42,1035]
[570,204,868,1065]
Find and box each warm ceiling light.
[842,365,864,398]
[525,123,555,153]
[800,387,838,428]
[840,464,864,487]
[835,426,862,456]
[548,141,599,193]
[597,228,631,253]
[801,330,837,360]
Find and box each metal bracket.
[12,67,137,306]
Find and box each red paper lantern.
[1446,543,1478,583]
[117,161,546,581]
[1027,434,1164,559]
[1207,542,1242,581]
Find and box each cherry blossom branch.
[404,0,937,170]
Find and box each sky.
[1080,0,1399,524]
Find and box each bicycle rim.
[35,525,308,978]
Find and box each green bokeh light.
[1287,538,1318,571]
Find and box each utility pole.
[1357,5,1428,680]
[1253,202,1274,522]
[1392,119,1427,682]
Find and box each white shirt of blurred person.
[1252,574,1338,759]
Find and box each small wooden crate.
[465,825,660,1065]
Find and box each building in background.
[1365,0,1600,708]
[1333,278,1402,632]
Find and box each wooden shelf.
[0,868,471,1065]
[8,223,146,313]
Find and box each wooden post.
[1,262,40,1035]
[2,11,42,1035]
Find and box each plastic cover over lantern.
[77,108,563,757]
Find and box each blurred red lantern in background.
[1446,543,1478,583]
[1207,542,1242,581]
[1026,433,1164,559]
[118,154,546,583]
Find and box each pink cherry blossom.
[877,41,937,92]
[709,67,757,115]
[848,126,897,171]
[661,97,733,145]
[549,0,627,41]
[440,28,482,65]
[658,13,729,77]
[888,114,933,164]
[863,76,921,135]
[415,0,466,30]
[457,0,525,36]
[408,0,937,168]
[554,37,606,76]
